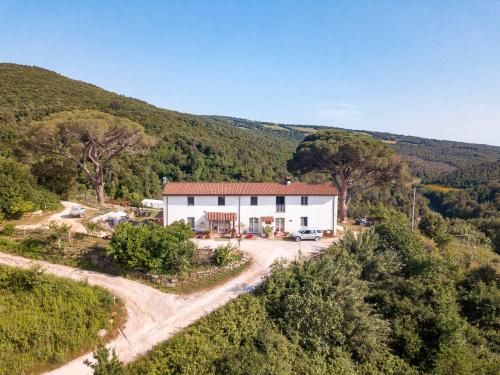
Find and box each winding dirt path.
[16,201,90,234]
[0,238,331,375]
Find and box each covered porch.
[206,212,237,234]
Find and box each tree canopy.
[288,129,407,221]
[0,156,61,218]
[28,110,153,204]
[108,221,196,275]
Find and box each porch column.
[333,195,338,236]
[238,196,241,235]
[162,195,168,227]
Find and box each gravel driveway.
[0,237,332,375]
[16,201,89,234]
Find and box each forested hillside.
[126,211,499,374]
[2,63,498,204]
[0,64,295,201]
[210,116,500,182]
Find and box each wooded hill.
[1,63,499,201]
[210,116,500,182]
[0,64,294,200]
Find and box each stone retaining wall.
[135,253,250,288]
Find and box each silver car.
[70,205,86,217]
[290,229,323,242]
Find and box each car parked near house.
[290,228,323,242]
[69,205,86,217]
[355,217,369,226]
[355,217,374,227]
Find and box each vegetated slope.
[210,116,500,181]
[1,63,498,200]
[423,160,499,218]
[0,156,61,218]
[0,264,122,375]
[127,213,500,375]
[431,160,500,189]
[0,64,295,199]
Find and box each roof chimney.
[284,177,292,185]
[162,177,168,186]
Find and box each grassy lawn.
[0,264,125,375]
[0,231,252,294]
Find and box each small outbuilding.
[141,199,163,210]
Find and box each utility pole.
[411,186,417,230]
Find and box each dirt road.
[0,237,331,375]
[16,201,89,234]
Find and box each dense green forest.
[2,63,498,203]
[422,161,499,252]
[0,264,122,374]
[0,64,295,202]
[124,211,499,375]
[210,116,500,182]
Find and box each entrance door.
[249,217,259,233]
[275,218,285,232]
[211,220,231,233]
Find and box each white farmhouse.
[162,180,338,236]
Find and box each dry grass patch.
[423,184,463,192]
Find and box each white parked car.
[290,229,323,242]
[69,205,86,217]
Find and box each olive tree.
[288,130,406,221]
[29,110,153,205]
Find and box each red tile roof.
[206,212,237,221]
[163,182,338,196]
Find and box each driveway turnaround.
[0,237,332,375]
[17,201,89,234]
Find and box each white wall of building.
[141,199,163,209]
[164,194,337,235]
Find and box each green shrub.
[419,211,444,237]
[84,220,103,236]
[127,294,326,375]
[262,225,273,238]
[418,211,452,249]
[212,243,237,266]
[458,266,499,330]
[374,212,428,276]
[84,345,124,375]
[0,264,118,374]
[469,217,500,254]
[0,156,61,218]
[48,221,71,253]
[1,223,16,236]
[108,221,195,275]
[8,199,35,216]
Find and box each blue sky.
[1,1,499,146]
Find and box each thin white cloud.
[313,103,364,124]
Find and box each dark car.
[355,217,370,226]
